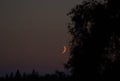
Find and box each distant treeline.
[0,69,70,81]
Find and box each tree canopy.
[66,0,120,81]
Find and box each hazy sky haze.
[0,0,82,76]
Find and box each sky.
[0,0,82,76]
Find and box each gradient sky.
[0,0,82,76]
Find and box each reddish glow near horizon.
[62,46,67,54]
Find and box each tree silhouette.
[9,72,14,79]
[0,69,68,81]
[66,0,120,81]
[15,69,21,80]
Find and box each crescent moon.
[62,46,67,54]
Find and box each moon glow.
[62,46,67,54]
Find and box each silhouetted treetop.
[66,0,120,81]
[15,69,21,79]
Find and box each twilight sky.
[0,0,82,76]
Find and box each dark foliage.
[0,70,69,81]
[66,0,120,81]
